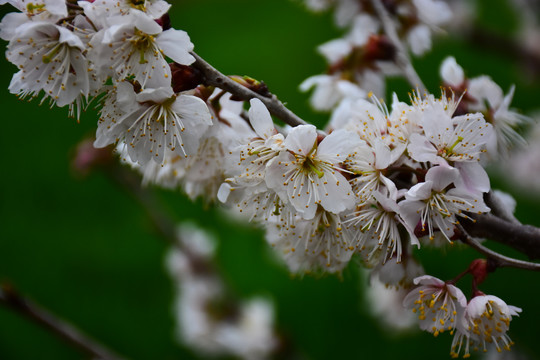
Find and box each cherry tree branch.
[462,213,540,261]
[457,226,540,272]
[0,285,124,360]
[369,0,426,92]
[484,190,520,225]
[190,51,309,128]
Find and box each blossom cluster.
[166,224,277,359]
[0,0,212,164]
[404,275,521,358]
[300,0,452,106]
[0,0,532,358]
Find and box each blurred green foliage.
[0,0,539,359]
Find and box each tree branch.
[484,190,520,225]
[462,213,540,260]
[369,0,426,92]
[190,51,309,128]
[457,228,540,272]
[0,285,124,360]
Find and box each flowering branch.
[190,52,309,128]
[369,0,426,91]
[0,285,124,360]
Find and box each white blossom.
[440,56,465,88]
[365,270,417,331]
[451,295,521,358]
[6,21,90,108]
[266,125,358,219]
[87,10,194,88]
[266,209,355,273]
[403,275,467,337]
[300,74,366,111]
[95,82,212,165]
[408,92,493,164]
[399,165,490,242]
[349,181,418,264]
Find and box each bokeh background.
[1,0,540,359]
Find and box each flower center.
[131,29,156,64]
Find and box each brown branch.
[484,190,520,225]
[190,51,309,128]
[0,285,124,360]
[457,227,540,272]
[461,213,540,261]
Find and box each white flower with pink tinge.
[348,179,418,264]
[403,275,467,337]
[451,294,521,358]
[95,82,212,165]
[408,92,493,165]
[399,165,490,242]
[265,209,354,273]
[88,9,194,88]
[228,98,285,187]
[79,0,171,19]
[266,125,359,220]
[5,22,90,108]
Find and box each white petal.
[171,95,212,125]
[413,275,445,286]
[440,56,464,87]
[318,171,355,214]
[317,129,360,163]
[407,24,431,56]
[405,181,432,201]
[217,183,232,203]
[425,164,459,192]
[0,12,27,41]
[248,98,275,139]
[407,133,437,163]
[58,26,85,50]
[283,125,317,156]
[157,28,195,65]
[454,162,490,194]
[44,0,68,17]
[136,86,174,103]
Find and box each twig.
[190,52,309,128]
[369,0,426,92]
[0,285,124,360]
[457,227,540,272]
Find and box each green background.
[1,0,540,359]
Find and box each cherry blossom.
[266,125,358,219]
[450,295,522,358]
[403,275,467,337]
